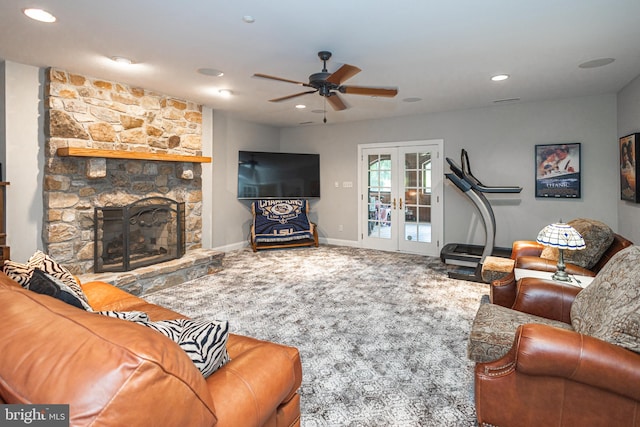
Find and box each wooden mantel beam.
[57,147,212,163]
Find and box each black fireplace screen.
[94,197,185,273]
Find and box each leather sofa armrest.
[489,272,517,308]
[511,240,544,258]
[511,278,581,323]
[513,324,640,402]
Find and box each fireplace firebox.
[94,197,185,273]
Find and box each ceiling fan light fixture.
[491,74,510,82]
[198,68,224,77]
[23,8,57,23]
[111,56,133,65]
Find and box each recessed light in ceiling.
[295,104,306,109]
[23,8,57,23]
[403,97,422,103]
[197,68,224,77]
[491,74,510,82]
[111,56,133,65]
[242,15,255,23]
[311,109,326,114]
[218,89,232,97]
[578,58,615,69]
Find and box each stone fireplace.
[44,68,207,275]
[94,197,185,273]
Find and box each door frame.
[357,139,444,256]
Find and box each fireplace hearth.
[94,197,185,273]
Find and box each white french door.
[359,141,443,256]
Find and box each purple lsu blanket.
[252,200,314,243]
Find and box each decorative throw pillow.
[2,260,34,285]
[28,250,88,304]
[144,319,231,378]
[571,246,640,353]
[540,218,614,269]
[28,268,93,311]
[97,310,150,322]
[96,311,230,378]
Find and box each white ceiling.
[2,0,640,128]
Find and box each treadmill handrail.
[445,173,472,192]
[446,156,522,194]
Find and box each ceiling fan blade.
[326,93,347,111]
[269,90,317,102]
[341,86,398,97]
[326,64,361,85]
[253,73,311,87]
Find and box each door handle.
[393,198,396,209]
[399,198,403,209]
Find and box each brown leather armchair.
[471,262,640,426]
[491,232,633,307]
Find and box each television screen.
[238,151,320,199]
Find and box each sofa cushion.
[468,302,573,363]
[571,245,640,353]
[540,218,614,269]
[0,274,217,426]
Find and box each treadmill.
[440,149,522,282]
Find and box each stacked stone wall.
[44,68,205,274]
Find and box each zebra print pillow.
[28,251,88,304]
[97,311,230,377]
[2,251,88,307]
[145,319,230,378]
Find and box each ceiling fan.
[253,51,398,116]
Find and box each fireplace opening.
[94,197,185,273]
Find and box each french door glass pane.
[403,152,431,243]
[367,154,392,239]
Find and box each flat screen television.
[237,151,321,199]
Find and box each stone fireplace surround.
[43,68,220,293]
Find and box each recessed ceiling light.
[579,58,615,69]
[311,109,326,114]
[295,104,306,109]
[111,56,133,65]
[218,89,232,97]
[491,74,510,82]
[197,68,224,77]
[23,8,56,23]
[242,15,255,23]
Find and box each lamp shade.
[536,222,586,250]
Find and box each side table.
[514,268,594,288]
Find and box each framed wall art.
[620,133,640,202]
[535,143,581,198]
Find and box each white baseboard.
[212,238,361,253]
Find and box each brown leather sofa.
[491,232,633,307]
[470,245,640,427]
[0,272,302,427]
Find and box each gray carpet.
[144,245,488,427]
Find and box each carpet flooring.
[144,245,488,427]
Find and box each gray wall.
[210,112,280,249]
[617,74,640,243]
[1,61,44,261]
[280,94,619,248]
